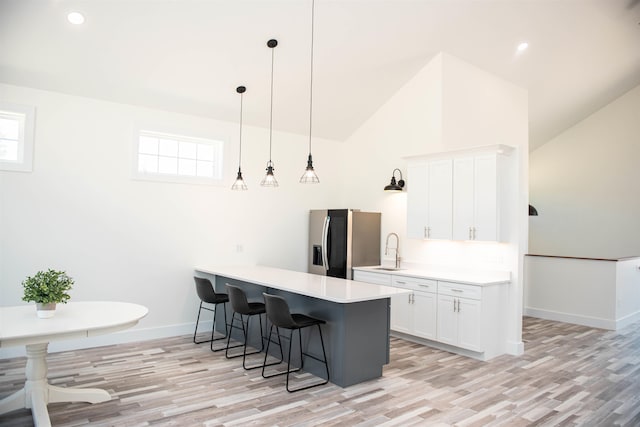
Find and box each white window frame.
[0,102,35,172]
[133,128,226,186]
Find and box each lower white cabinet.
[390,276,437,340]
[411,291,438,340]
[353,269,508,360]
[437,281,484,352]
[436,293,482,352]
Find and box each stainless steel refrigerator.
[308,209,381,279]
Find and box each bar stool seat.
[225,284,280,370]
[262,293,329,392]
[193,277,229,352]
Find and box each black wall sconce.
[529,204,539,216]
[384,168,405,192]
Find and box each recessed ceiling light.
[517,42,529,53]
[67,12,85,25]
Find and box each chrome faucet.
[385,232,401,269]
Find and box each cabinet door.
[390,293,412,334]
[457,298,483,352]
[427,159,453,239]
[406,162,428,239]
[412,291,437,340]
[436,294,458,346]
[452,157,475,241]
[473,154,498,241]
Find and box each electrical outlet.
[236,244,244,253]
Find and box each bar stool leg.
[285,324,330,393]
[262,325,286,378]
[210,303,229,352]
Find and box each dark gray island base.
[202,273,393,388]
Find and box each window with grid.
[0,103,35,172]
[135,130,224,183]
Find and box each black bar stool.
[261,293,329,392]
[193,277,229,352]
[225,284,282,370]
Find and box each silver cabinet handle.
[418,284,430,288]
[452,299,456,312]
[456,299,460,312]
[424,226,427,238]
[469,227,473,240]
[396,281,406,285]
[472,227,477,240]
[451,289,463,293]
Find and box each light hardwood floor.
[2,316,640,426]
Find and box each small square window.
[0,103,35,172]
[134,130,224,185]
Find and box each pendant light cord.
[269,44,275,163]
[308,0,315,155]
[238,91,243,168]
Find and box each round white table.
[0,301,148,427]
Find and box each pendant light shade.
[231,86,248,191]
[261,39,279,188]
[300,0,320,184]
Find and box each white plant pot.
[36,303,57,318]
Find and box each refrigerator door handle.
[322,216,330,270]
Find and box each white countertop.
[195,265,410,303]
[353,266,511,286]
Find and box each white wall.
[341,53,529,354]
[1,51,530,358]
[0,83,344,356]
[529,83,640,258]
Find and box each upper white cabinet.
[407,145,512,242]
[406,159,453,240]
[453,154,499,241]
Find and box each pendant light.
[231,86,248,190]
[260,39,279,187]
[300,0,320,184]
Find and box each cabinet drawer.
[392,276,437,293]
[353,270,392,285]
[438,281,482,300]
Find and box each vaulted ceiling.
[1,0,639,151]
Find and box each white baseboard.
[390,331,492,361]
[614,311,640,330]
[506,340,524,356]
[524,307,616,330]
[0,320,210,360]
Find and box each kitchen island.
[194,265,409,387]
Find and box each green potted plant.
[22,269,74,318]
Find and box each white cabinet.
[437,281,483,352]
[452,154,499,241]
[406,145,512,242]
[390,276,437,340]
[390,292,412,334]
[406,159,452,240]
[412,291,438,340]
[353,268,509,360]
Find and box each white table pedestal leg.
[0,342,112,427]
